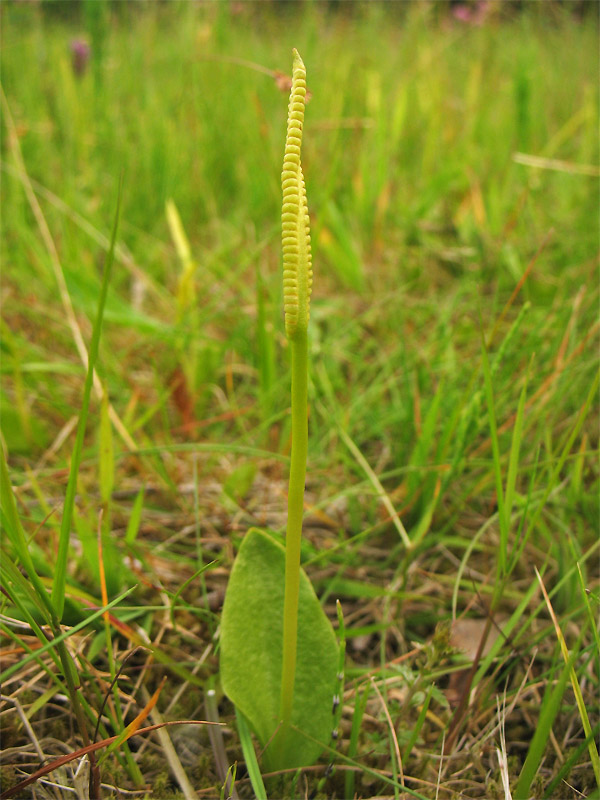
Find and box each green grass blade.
[125,488,145,544]
[0,446,29,566]
[543,722,600,799]
[51,180,123,619]
[220,763,238,800]
[235,707,267,800]
[576,562,600,663]
[99,390,115,506]
[537,566,600,788]
[256,263,276,422]
[0,555,61,666]
[480,329,507,576]
[0,464,55,622]
[0,585,136,684]
[402,683,433,766]
[406,376,444,499]
[525,370,599,540]
[567,654,600,788]
[504,361,529,522]
[507,445,540,576]
[473,573,540,685]
[345,684,370,800]
[514,647,577,800]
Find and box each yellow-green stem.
[279,334,308,736]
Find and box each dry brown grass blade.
[170,403,254,434]
[495,695,514,800]
[513,151,600,177]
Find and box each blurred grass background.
[2,0,597,462]
[2,0,597,536]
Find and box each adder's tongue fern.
[220,51,338,771]
[278,48,312,740]
[282,49,312,339]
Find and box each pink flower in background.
[70,38,90,77]
[452,1,489,26]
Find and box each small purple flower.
[70,38,90,77]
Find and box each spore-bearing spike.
[281,49,312,340]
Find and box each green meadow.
[1,2,598,798]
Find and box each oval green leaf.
[220,528,338,771]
